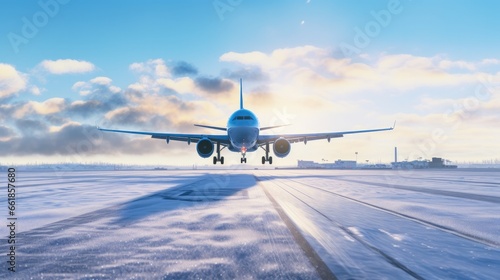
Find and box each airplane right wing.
[257,123,395,144]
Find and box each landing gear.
[240,150,247,163]
[213,142,224,165]
[261,142,273,164]
[261,156,272,164]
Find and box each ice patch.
[347,226,363,237]
[379,229,404,241]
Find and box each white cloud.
[481,59,500,65]
[90,76,112,85]
[0,63,27,98]
[129,59,170,78]
[49,121,81,133]
[30,86,43,96]
[439,59,476,71]
[39,59,95,74]
[222,48,498,94]
[71,77,121,96]
[220,45,325,71]
[157,77,196,94]
[72,81,86,91]
[15,98,67,118]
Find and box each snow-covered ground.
[1,169,499,279]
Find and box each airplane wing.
[257,123,395,144]
[97,127,230,145]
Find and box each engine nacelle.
[273,137,291,158]
[196,138,214,158]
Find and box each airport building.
[298,160,357,169]
[391,146,457,169]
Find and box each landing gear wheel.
[213,142,224,164]
[261,142,274,164]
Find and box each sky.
[1,0,499,166]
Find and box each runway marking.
[284,177,500,248]
[263,176,425,280]
[256,176,337,280]
[335,177,500,204]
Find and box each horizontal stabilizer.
[194,124,227,131]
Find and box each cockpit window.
[233,116,254,120]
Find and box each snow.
[260,169,500,279]
[1,169,499,279]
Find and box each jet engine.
[196,138,214,158]
[273,137,291,158]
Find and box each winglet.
[239,78,243,109]
[392,120,397,129]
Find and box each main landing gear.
[261,142,273,164]
[213,142,224,165]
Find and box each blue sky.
[1,0,499,165]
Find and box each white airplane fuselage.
[227,109,259,153]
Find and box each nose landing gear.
[240,146,247,163]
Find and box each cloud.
[220,48,500,95]
[0,64,27,98]
[14,98,67,118]
[171,61,198,76]
[14,119,49,136]
[0,125,14,140]
[72,76,121,96]
[30,86,43,95]
[222,66,269,81]
[156,77,196,94]
[90,76,112,85]
[104,107,166,128]
[220,45,326,71]
[129,59,170,78]
[38,59,95,74]
[0,123,129,156]
[481,59,500,65]
[65,93,126,118]
[3,49,498,163]
[195,76,234,94]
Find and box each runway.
[1,169,500,279]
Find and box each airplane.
[98,79,394,164]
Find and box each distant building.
[360,163,392,169]
[297,160,356,169]
[391,157,457,169]
[429,157,457,168]
[297,160,319,169]
[391,160,429,169]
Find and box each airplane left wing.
[97,127,230,145]
[257,123,395,144]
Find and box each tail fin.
[239,78,243,109]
